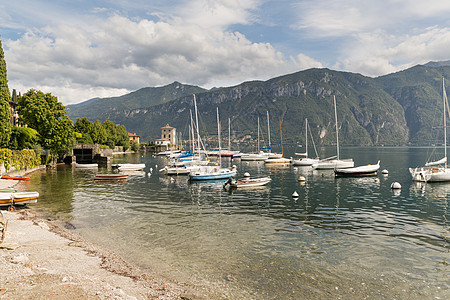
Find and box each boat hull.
[93,174,128,180]
[0,192,39,206]
[228,177,271,188]
[291,158,319,166]
[1,175,30,181]
[189,167,237,181]
[335,162,380,176]
[410,167,450,182]
[313,159,354,170]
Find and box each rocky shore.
[0,177,207,299]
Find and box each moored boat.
[224,176,271,188]
[75,163,98,168]
[112,163,146,171]
[0,191,39,207]
[335,161,380,176]
[1,175,30,181]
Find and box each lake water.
[20,147,449,299]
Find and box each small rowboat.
[93,174,128,181]
[0,191,39,207]
[112,163,145,171]
[1,175,30,181]
[224,176,272,188]
[75,163,98,168]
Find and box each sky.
[2,0,450,105]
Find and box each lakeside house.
[128,132,140,144]
[154,124,177,152]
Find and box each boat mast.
[193,95,201,154]
[444,78,447,169]
[257,117,260,152]
[305,118,308,158]
[217,107,222,167]
[189,109,195,154]
[267,111,271,152]
[334,95,340,160]
[228,118,231,151]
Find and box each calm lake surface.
[21,147,449,299]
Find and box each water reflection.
[23,147,450,299]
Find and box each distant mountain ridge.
[66,63,450,146]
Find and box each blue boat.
[188,166,237,181]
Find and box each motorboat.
[112,163,145,171]
[75,163,98,168]
[335,161,380,176]
[223,176,271,188]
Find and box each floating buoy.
[292,191,299,198]
[294,167,298,171]
[244,172,251,177]
[246,162,250,165]
[382,169,389,175]
[391,182,401,189]
[149,167,153,172]
[298,176,306,182]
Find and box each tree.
[9,127,39,150]
[102,120,118,148]
[116,125,130,151]
[74,117,94,144]
[91,120,107,144]
[0,39,11,147]
[18,89,74,158]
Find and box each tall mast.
[189,109,194,153]
[305,118,308,158]
[267,111,271,152]
[228,118,231,150]
[334,96,340,160]
[444,78,447,168]
[193,95,201,153]
[217,107,221,167]
[257,116,260,152]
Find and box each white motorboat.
[112,163,146,171]
[335,161,380,176]
[223,176,271,188]
[75,163,98,168]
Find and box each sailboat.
[292,118,320,166]
[312,96,354,170]
[410,78,450,182]
[189,107,237,181]
[241,112,281,161]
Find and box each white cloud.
[337,27,450,76]
[5,11,312,105]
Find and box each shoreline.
[0,169,207,299]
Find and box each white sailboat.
[189,107,237,181]
[410,78,450,182]
[292,118,320,166]
[241,112,281,161]
[312,96,354,170]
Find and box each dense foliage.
[74,117,129,150]
[0,39,11,147]
[18,89,75,157]
[0,148,40,171]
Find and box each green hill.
[66,64,450,146]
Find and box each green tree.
[0,39,11,147]
[102,120,117,148]
[91,120,107,144]
[9,127,39,150]
[116,125,130,151]
[74,117,94,144]
[18,89,74,158]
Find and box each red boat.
[1,175,30,181]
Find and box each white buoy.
[391,182,401,189]
[149,167,153,172]
[244,172,251,177]
[298,176,306,182]
[292,191,299,198]
[294,167,298,171]
[382,169,389,175]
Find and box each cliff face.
[67,64,450,146]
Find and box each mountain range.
[66,63,450,147]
